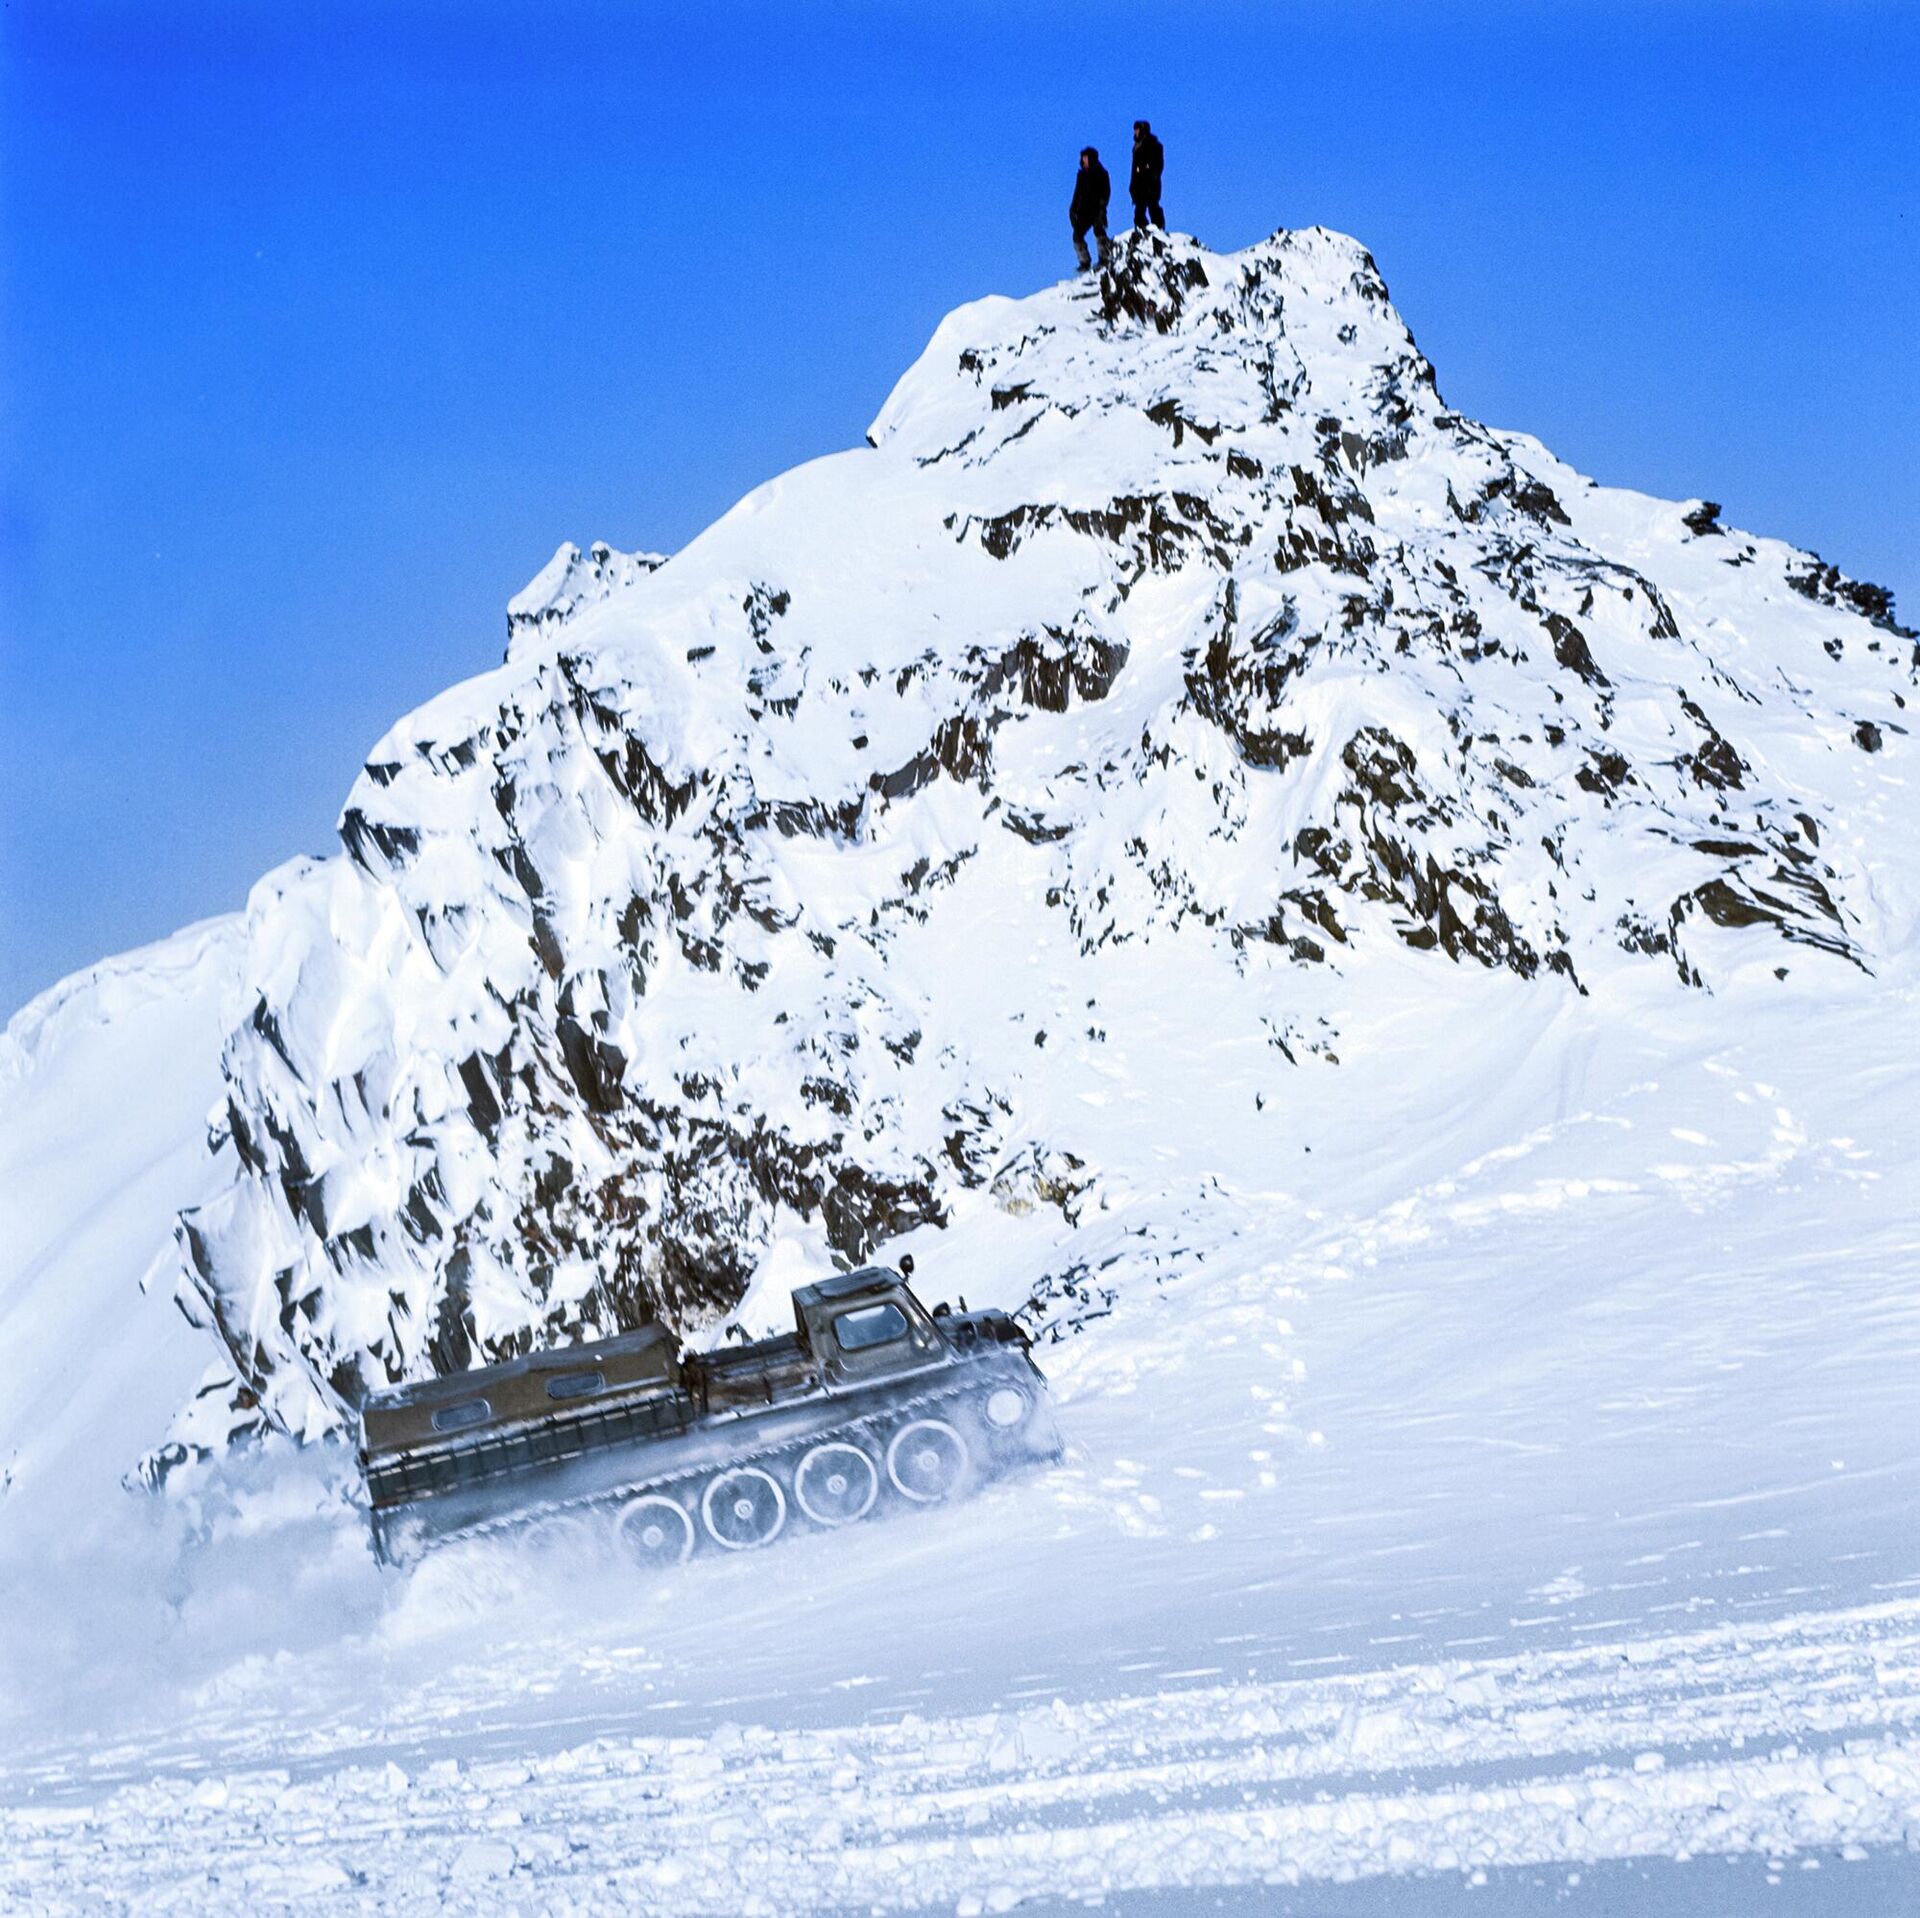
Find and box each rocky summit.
[163,225,1915,1464]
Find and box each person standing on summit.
[1070,146,1111,273]
[1130,120,1165,230]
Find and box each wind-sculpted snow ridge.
[167,224,1917,1455]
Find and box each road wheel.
[793,1441,880,1527]
[981,1384,1033,1432]
[885,1417,969,1504]
[702,1465,787,1550]
[612,1494,695,1568]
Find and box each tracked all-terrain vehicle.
[359,1266,1061,1566]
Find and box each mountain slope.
[164,225,1916,1454]
[0,917,243,1540]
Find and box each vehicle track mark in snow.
[5,1600,1918,1913]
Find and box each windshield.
[834,1301,909,1352]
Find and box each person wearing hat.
[1070,146,1112,273]
[1130,120,1165,231]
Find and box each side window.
[431,1399,489,1434]
[834,1301,909,1353]
[545,1370,606,1402]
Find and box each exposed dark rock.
[458,1054,503,1139]
[975,624,1131,713]
[1144,398,1221,447]
[401,1182,444,1244]
[820,1163,946,1264]
[1616,912,1671,956]
[1336,426,1411,472]
[339,808,422,871]
[1513,479,1571,526]
[1097,233,1211,333]
[742,583,792,641]
[1677,870,1861,970]
[1545,612,1608,688]
[1184,595,1318,771]
[1341,728,1420,810]
[1002,808,1072,845]
[801,1076,854,1118]
[1577,750,1632,799]
[1787,560,1915,638]
[1677,697,1747,790]
[1458,471,1569,529]
[960,492,1245,573]
[555,1016,626,1114]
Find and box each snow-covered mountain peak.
[505,540,668,656]
[154,223,1914,1461]
[868,227,1435,475]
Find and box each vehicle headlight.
[985,1386,1029,1428]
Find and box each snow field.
[3,1600,1915,1914]
[5,947,1919,1908]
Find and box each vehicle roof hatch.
[791,1266,904,1313]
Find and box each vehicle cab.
[792,1267,947,1387]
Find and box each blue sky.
[3,1,1915,1018]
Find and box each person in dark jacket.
[1130,120,1165,230]
[1070,147,1112,273]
